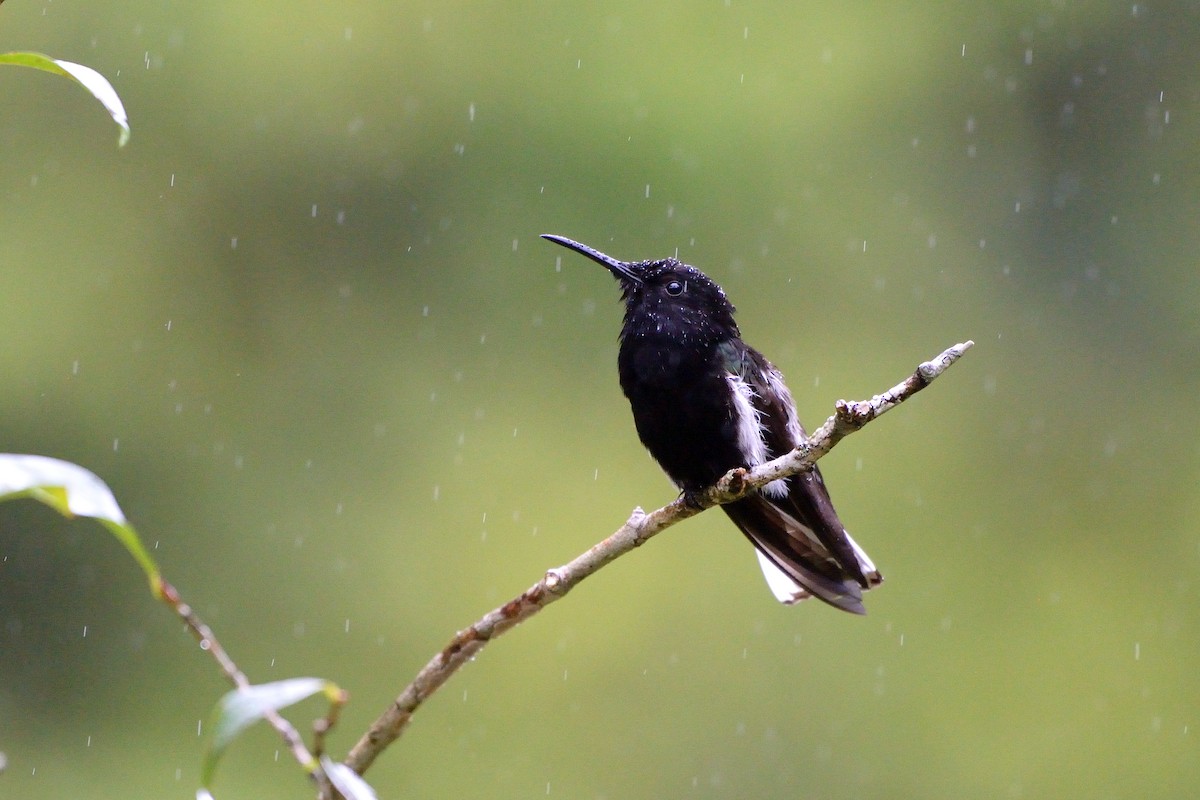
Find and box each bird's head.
[541,234,739,343]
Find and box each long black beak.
[540,234,644,284]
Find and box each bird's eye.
[665,279,685,296]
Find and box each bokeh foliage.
[1,2,1197,798]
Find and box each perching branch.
[342,340,973,776]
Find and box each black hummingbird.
[543,234,882,614]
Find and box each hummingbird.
[542,234,882,614]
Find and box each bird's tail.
[723,495,881,614]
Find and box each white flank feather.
[725,373,788,498]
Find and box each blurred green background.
[1,1,1197,798]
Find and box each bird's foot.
[678,489,707,510]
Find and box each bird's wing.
[720,343,882,612]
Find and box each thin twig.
[313,687,350,761]
[158,580,329,794]
[343,340,974,775]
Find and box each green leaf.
[0,454,162,594]
[0,51,130,146]
[201,678,334,788]
[322,756,378,800]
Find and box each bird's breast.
[617,336,747,491]
[617,334,714,390]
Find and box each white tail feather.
[755,549,812,605]
[843,530,881,583]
